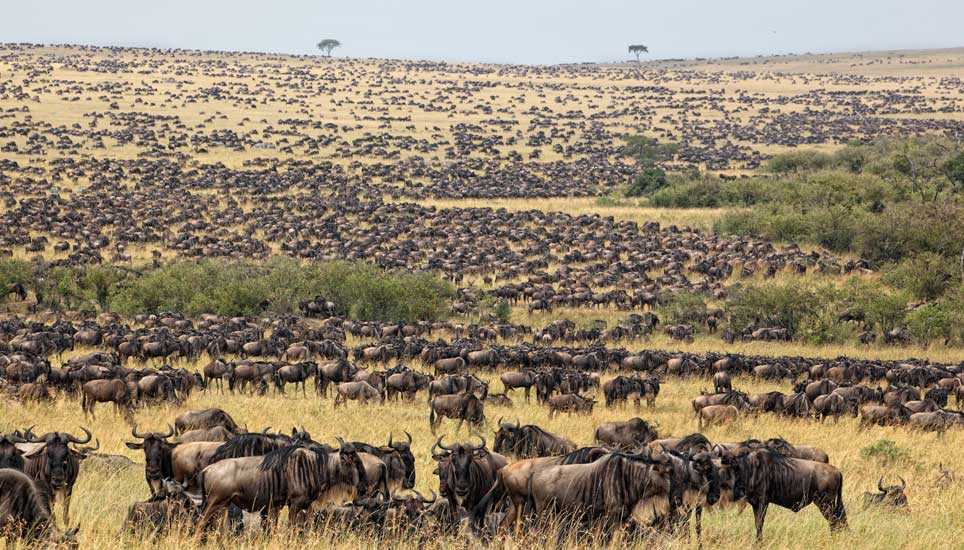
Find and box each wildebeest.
[499,370,534,402]
[863,476,908,509]
[81,378,134,420]
[0,468,79,547]
[432,436,507,513]
[0,431,27,470]
[429,393,486,433]
[334,381,383,407]
[351,432,416,491]
[734,449,846,541]
[196,438,368,533]
[125,424,176,495]
[698,404,739,428]
[121,478,199,536]
[176,426,236,444]
[813,393,849,423]
[546,393,595,417]
[493,419,575,458]
[594,417,659,450]
[21,427,93,524]
[713,371,732,394]
[174,408,239,435]
[273,362,318,397]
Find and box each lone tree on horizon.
[317,39,342,57]
[628,44,649,63]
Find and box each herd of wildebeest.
[0,310,961,546]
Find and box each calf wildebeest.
[429,393,486,433]
[863,477,908,509]
[432,436,507,513]
[20,427,93,525]
[81,378,134,420]
[334,381,383,407]
[121,479,199,537]
[125,424,175,495]
[499,370,534,403]
[698,404,739,428]
[0,469,79,547]
[196,438,368,534]
[492,419,575,458]
[527,449,677,536]
[174,408,239,435]
[594,417,659,450]
[546,393,595,417]
[735,449,847,541]
[351,432,416,491]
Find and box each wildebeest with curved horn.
[432,435,506,514]
[0,468,79,547]
[125,424,176,495]
[351,432,416,491]
[493,419,575,458]
[863,476,908,509]
[21,427,92,524]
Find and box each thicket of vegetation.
[628,136,964,346]
[0,258,454,322]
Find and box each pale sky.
[2,0,959,64]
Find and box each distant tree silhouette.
[628,44,649,63]
[317,39,342,57]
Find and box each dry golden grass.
[2,351,963,549]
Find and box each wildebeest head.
[865,476,908,509]
[379,431,416,489]
[25,427,92,489]
[492,418,521,455]
[432,435,487,506]
[0,431,27,470]
[335,437,370,498]
[125,424,175,494]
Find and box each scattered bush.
[882,253,959,301]
[626,167,668,196]
[725,283,823,338]
[861,440,910,465]
[766,149,835,174]
[657,291,708,326]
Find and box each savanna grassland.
[1,43,964,550]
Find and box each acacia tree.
[317,39,341,57]
[628,44,648,63]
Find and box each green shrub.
[0,259,31,292]
[861,440,910,465]
[725,282,824,338]
[766,149,834,174]
[657,291,708,326]
[495,300,512,323]
[882,253,959,301]
[626,167,668,197]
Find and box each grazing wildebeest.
[863,477,908,509]
[196,438,368,534]
[351,432,416,491]
[21,427,92,524]
[748,391,785,413]
[0,469,79,547]
[174,408,239,435]
[860,403,912,428]
[121,479,199,536]
[429,393,486,433]
[125,424,176,495]
[334,381,383,407]
[594,417,659,450]
[81,379,134,420]
[499,370,535,403]
[137,374,179,404]
[386,370,433,401]
[734,449,847,542]
[546,393,595,417]
[432,436,507,513]
[492,419,575,458]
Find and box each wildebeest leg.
[694,506,702,548]
[753,502,768,542]
[194,501,227,543]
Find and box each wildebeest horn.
[404,431,412,445]
[65,427,92,445]
[387,433,393,447]
[161,424,175,439]
[516,418,521,429]
[420,489,437,504]
[391,490,404,502]
[878,477,885,492]
[468,435,486,451]
[76,438,100,454]
[898,476,906,489]
[24,426,42,443]
[336,437,346,450]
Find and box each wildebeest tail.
[471,473,506,528]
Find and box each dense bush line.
[0,258,454,322]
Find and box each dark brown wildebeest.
[121,479,199,536]
[860,403,912,428]
[273,362,317,397]
[351,432,416,491]
[174,408,239,435]
[432,436,507,513]
[863,477,908,509]
[692,389,750,415]
[82,379,134,420]
[748,391,785,413]
[698,404,739,429]
[528,449,677,536]
[484,392,514,407]
[386,370,433,401]
[546,393,595,418]
[0,469,79,547]
[734,449,847,541]
[434,357,466,376]
[499,370,534,403]
[202,359,229,394]
[713,371,732,394]
[125,424,176,495]
[334,381,383,407]
[21,427,92,524]
[813,393,849,423]
[470,446,609,534]
[171,441,222,492]
[429,393,486,433]
[137,374,179,404]
[594,417,659,450]
[493,419,575,458]
[316,358,358,395]
[0,431,27,470]
[196,439,368,534]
